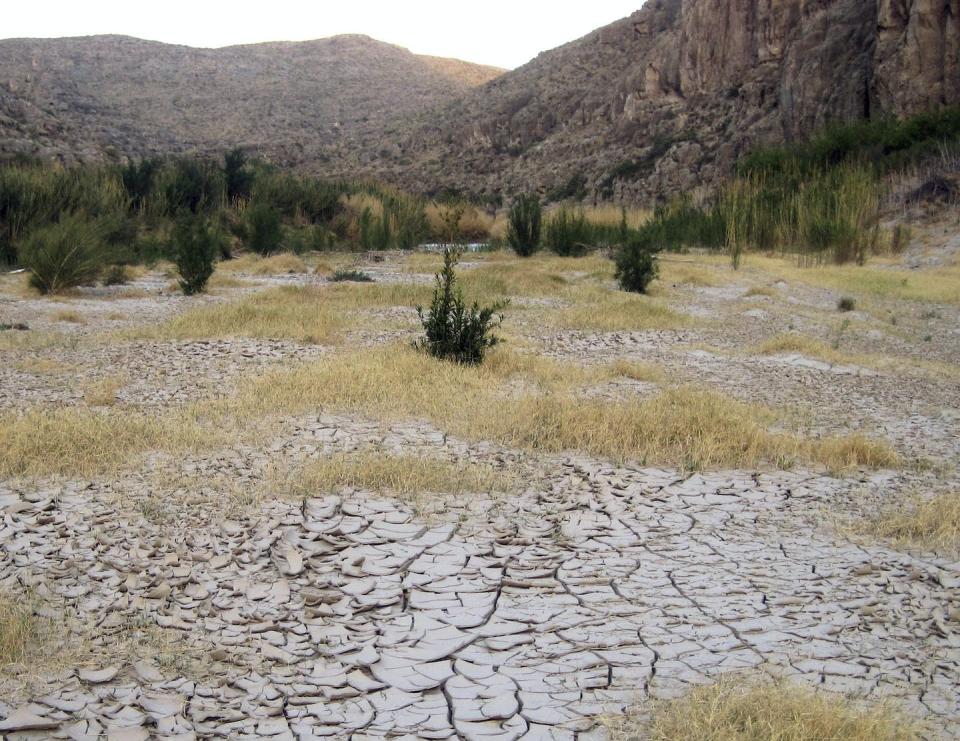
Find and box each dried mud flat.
[1,251,958,740]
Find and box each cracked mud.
[1,252,958,739]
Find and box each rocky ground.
[0,249,958,740]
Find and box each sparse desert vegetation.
[0,99,957,739]
[606,677,921,741]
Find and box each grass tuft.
[855,491,960,553]
[606,677,921,740]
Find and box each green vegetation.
[20,215,106,294]
[544,207,592,257]
[631,108,960,264]
[416,248,506,365]
[173,215,221,295]
[330,268,375,283]
[614,236,660,293]
[507,194,542,256]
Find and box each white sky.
[2,1,643,69]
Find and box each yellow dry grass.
[220,253,310,275]
[855,491,960,553]
[0,597,44,668]
[12,357,73,375]
[743,285,779,298]
[228,345,896,472]
[130,286,343,344]
[274,452,517,511]
[0,406,212,478]
[608,359,666,384]
[425,203,495,239]
[605,677,920,741]
[577,204,652,230]
[50,309,84,323]
[82,376,126,407]
[746,254,960,305]
[753,333,852,365]
[552,290,687,332]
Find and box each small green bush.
[507,194,542,257]
[240,203,283,256]
[173,215,221,295]
[330,269,374,283]
[838,296,856,312]
[614,238,660,294]
[545,208,593,257]
[416,248,506,365]
[21,215,106,294]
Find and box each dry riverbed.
[0,248,958,739]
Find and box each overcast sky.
[2,1,643,69]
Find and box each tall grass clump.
[507,194,542,256]
[20,215,106,294]
[545,207,593,256]
[416,248,506,364]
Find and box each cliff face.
[373,0,959,202]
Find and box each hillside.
[1,1,958,203]
[0,34,503,166]
[369,0,960,202]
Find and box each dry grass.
[606,677,920,740]
[578,204,652,230]
[82,376,126,407]
[0,597,45,668]
[747,255,960,305]
[659,258,731,288]
[0,406,212,478]
[228,345,896,472]
[207,272,252,289]
[51,309,84,323]
[12,357,73,375]
[220,253,310,275]
[130,286,343,344]
[274,452,517,511]
[753,333,852,365]
[854,491,960,552]
[608,359,666,384]
[743,285,779,298]
[552,290,687,332]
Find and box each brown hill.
[368,0,960,203]
[1,1,957,204]
[0,34,503,165]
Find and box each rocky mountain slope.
[1,1,957,203]
[372,0,960,202]
[0,34,503,165]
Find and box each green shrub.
[173,215,220,295]
[545,207,592,256]
[507,194,542,257]
[838,297,856,312]
[152,159,225,216]
[330,269,374,283]
[240,203,283,256]
[614,238,660,294]
[120,158,161,213]
[416,248,506,365]
[224,148,253,204]
[21,215,106,294]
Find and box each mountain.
[1,1,957,204]
[0,34,503,165]
[370,0,960,203]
